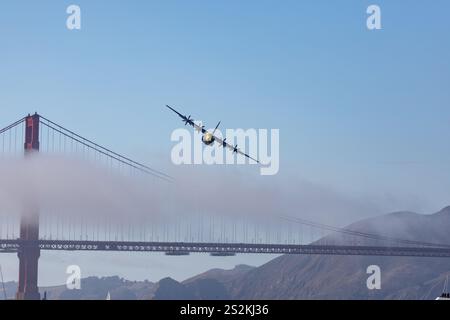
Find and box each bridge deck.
[1,239,450,258]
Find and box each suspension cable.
[0,117,26,136]
[39,115,173,181]
[39,120,173,182]
[281,215,450,248]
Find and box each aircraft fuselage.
[202,132,215,145]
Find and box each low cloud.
[0,155,384,235]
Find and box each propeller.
[196,125,205,133]
[183,115,193,125]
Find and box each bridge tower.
[16,113,41,300]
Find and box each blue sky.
[1,1,450,284]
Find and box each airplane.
[166,105,260,164]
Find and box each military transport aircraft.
[166,105,260,164]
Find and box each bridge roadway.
[1,239,450,258]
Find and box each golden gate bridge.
[1,113,450,300]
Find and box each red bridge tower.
[16,113,41,300]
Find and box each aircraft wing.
[166,105,206,133]
[214,136,260,164]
